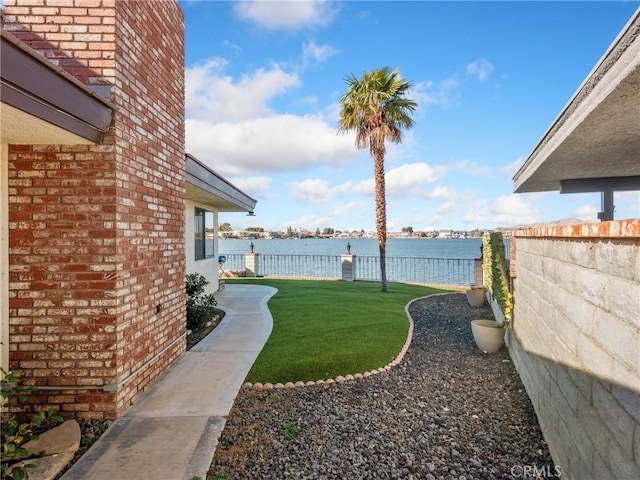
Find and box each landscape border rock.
[11,420,81,480]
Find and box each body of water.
[219,237,483,259]
[218,238,483,285]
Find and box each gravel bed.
[209,292,557,479]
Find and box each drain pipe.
[33,331,188,391]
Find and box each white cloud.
[352,177,375,196]
[463,194,541,226]
[222,39,241,55]
[436,201,457,215]
[233,0,338,30]
[411,59,493,111]
[615,191,640,218]
[185,60,300,122]
[351,163,444,196]
[324,101,342,124]
[228,176,272,199]
[412,78,461,108]
[288,179,354,205]
[570,203,599,221]
[186,114,356,176]
[616,191,640,203]
[302,40,337,65]
[386,163,446,194]
[299,95,320,107]
[503,156,527,180]
[466,59,494,81]
[452,159,494,178]
[331,200,363,218]
[185,57,358,177]
[423,185,459,200]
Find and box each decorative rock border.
[241,295,439,390]
[7,420,81,480]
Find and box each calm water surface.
[219,237,483,259]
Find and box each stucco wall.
[507,220,640,479]
[185,199,220,294]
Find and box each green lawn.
[224,278,450,383]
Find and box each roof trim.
[513,8,640,193]
[560,176,640,194]
[1,30,114,143]
[185,153,258,213]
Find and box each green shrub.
[186,273,218,331]
[1,369,63,480]
[482,232,513,324]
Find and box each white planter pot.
[471,319,504,353]
[466,288,486,307]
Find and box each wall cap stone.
[510,219,639,239]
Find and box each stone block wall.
[507,220,640,479]
[4,0,185,419]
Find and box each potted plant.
[465,284,486,307]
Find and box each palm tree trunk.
[379,243,387,292]
[373,149,388,292]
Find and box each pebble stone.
[210,293,558,479]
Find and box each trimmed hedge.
[482,232,513,324]
[186,273,218,330]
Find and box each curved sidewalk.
[61,284,276,480]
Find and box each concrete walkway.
[61,284,276,480]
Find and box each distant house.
[508,8,639,479]
[1,0,255,419]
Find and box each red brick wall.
[2,0,116,85]
[7,143,120,417]
[4,0,185,419]
[111,0,185,413]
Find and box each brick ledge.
[510,218,639,239]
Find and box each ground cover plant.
[1,369,63,480]
[225,279,449,383]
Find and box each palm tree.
[337,67,417,292]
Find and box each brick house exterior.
[2,0,187,419]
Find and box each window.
[194,207,215,260]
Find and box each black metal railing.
[219,253,475,286]
[259,254,342,279]
[355,255,474,285]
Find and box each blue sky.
[180,0,640,232]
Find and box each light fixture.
[247,211,255,217]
